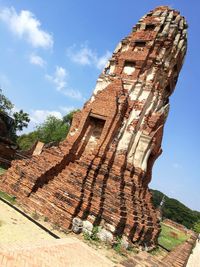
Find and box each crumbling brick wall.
[163,233,197,267]
[163,219,191,235]
[0,6,187,247]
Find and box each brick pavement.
[0,238,117,267]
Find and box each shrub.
[32,211,40,220]
[193,220,200,233]
[0,191,16,204]
[83,226,99,242]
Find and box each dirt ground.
[0,200,54,244]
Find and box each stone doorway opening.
[83,116,106,152]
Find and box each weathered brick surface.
[163,219,193,235]
[162,233,197,267]
[122,234,197,267]
[0,238,116,267]
[163,233,197,267]
[122,251,169,267]
[0,6,187,247]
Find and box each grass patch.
[150,246,168,259]
[113,237,127,256]
[158,223,188,251]
[150,246,163,255]
[0,167,6,175]
[83,226,100,242]
[0,191,16,204]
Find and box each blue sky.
[0,0,199,211]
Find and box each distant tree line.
[17,110,78,151]
[151,189,200,232]
[0,88,78,149]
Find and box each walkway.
[0,238,116,267]
[0,200,116,266]
[0,199,54,245]
[186,240,200,267]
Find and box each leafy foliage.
[63,109,79,127]
[83,226,99,242]
[113,237,124,255]
[151,189,200,229]
[193,220,200,233]
[0,89,30,140]
[17,131,39,151]
[0,191,16,204]
[36,115,69,144]
[0,89,13,113]
[90,226,100,241]
[0,89,77,148]
[0,167,6,175]
[17,111,78,151]
[13,110,30,132]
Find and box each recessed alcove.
[84,116,106,152]
[134,41,146,52]
[145,24,156,31]
[123,61,136,75]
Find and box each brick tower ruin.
[0,6,187,246]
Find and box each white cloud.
[59,106,75,113]
[96,51,112,69]
[30,109,62,124]
[22,107,78,134]
[0,7,53,48]
[46,66,82,100]
[21,109,63,133]
[67,45,94,66]
[46,66,67,91]
[66,44,111,70]
[29,54,46,67]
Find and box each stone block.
[97,228,114,244]
[83,220,93,236]
[72,217,83,234]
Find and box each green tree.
[36,116,69,144]
[0,89,30,140]
[13,110,30,132]
[17,131,39,151]
[17,110,78,151]
[0,89,14,114]
[150,189,164,208]
[63,109,79,127]
[193,220,200,233]
[151,189,200,229]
